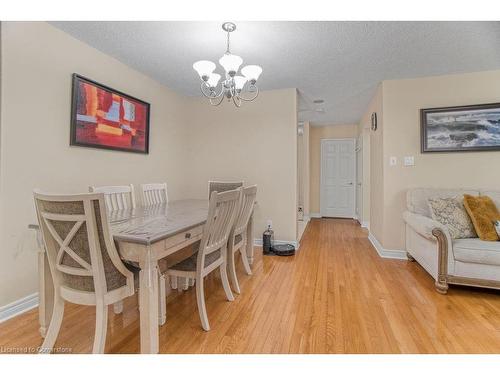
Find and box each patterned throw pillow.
[428,197,477,239]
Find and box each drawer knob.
[185,232,191,239]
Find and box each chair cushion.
[463,194,500,241]
[428,197,476,239]
[168,250,222,272]
[407,188,479,217]
[453,238,500,266]
[157,242,200,273]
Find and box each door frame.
[355,135,363,222]
[320,138,356,218]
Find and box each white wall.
[381,70,500,250]
[0,22,191,306]
[183,89,298,242]
[359,70,500,250]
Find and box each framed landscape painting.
[421,102,500,153]
[71,74,150,154]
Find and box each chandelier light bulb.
[219,53,243,76]
[193,60,216,80]
[241,65,262,83]
[234,76,248,91]
[207,73,221,88]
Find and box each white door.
[320,139,356,218]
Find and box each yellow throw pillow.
[463,195,500,241]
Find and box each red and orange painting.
[71,74,150,153]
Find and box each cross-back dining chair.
[141,183,169,206]
[208,180,243,198]
[89,184,136,213]
[227,185,257,294]
[160,188,241,331]
[34,190,136,354]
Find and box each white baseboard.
[361,220,370,229]
[309,212,322,218]
[368,232,406,260]
[254,238,300,250]
[0,292,39,323]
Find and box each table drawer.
[163,225,203,250]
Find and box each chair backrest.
[197,188,241,271]
[33,190,134,297]
[208,181,243,198]
[89,184,136,213]
[233,185,257,237]
[141,183,168,206]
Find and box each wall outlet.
[267,220,273,229]
[389,156,397,166]
[404,156,415,166]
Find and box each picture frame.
[421,102,500,153]
[70,74,150,154]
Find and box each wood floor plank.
[1,218,500,354]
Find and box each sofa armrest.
[403,210,453,294]
[403,211,451,242]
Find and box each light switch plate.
[389,156,397,166]
[404,156,415,166]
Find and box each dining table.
[32,199,255,354]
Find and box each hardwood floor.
[1,218,500,353]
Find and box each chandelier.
[193,22,263,107]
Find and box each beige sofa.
[403,188,500,294]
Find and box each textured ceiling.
[51,21,500,125]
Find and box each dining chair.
[34,190,136,353]
[89,184,136,213]
[141,182,168,206]
[88,184,137,314]
[227,185,257,294]
[160,188,241,331]
[204,181,242,293]
[140,182,192,294]
[208,180,243,198]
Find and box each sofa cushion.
[463,194,500,241]
[428,197,476,239]
[407,188,479,217]
[453,238,500,266]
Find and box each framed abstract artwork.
[421,102,500,153]
[71,74,150,154]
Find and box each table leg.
[246,214,254,265]
[138,246,159,354]
[36,229,53,338]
